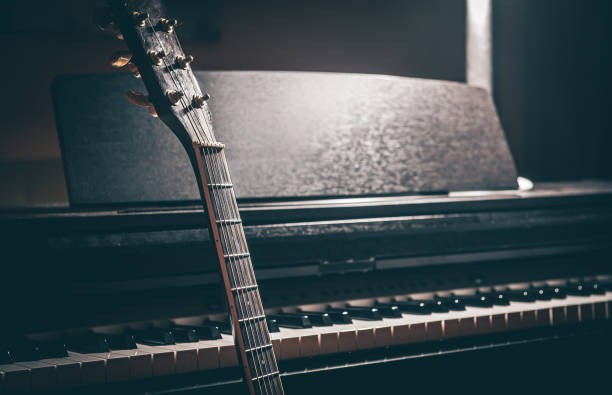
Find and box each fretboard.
[194,142,283,395]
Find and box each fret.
[246,346,278,377]
[216,219,242,225]
[245,343,273,354]
[241,323,269,351]
[207,182,233,188]
[238,315,266,323]
[252,371,281,382]
[224,252,250,259]
[231,284,258,292]
[196,141,225,150]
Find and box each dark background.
[0,0,610,206]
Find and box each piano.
[1,71,611,394]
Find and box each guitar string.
[201,146,272,395]
[213,148,282,393]
[212,148,280,386]
[203,146,280,394]
[141,17,274,394]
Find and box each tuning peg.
[93,7,123,40]
[148,105,158,117]
[126,62,141,78]
[148,50,166,66]
[107,23,124,40]
[175,55,194,69]
[192,93,210,108]
[126,91,158,117]
[132,11,149,27]
[109,50,133,68]
[93,7,114,30]
[156,18,178,33]
[167,90,184,105]
[126,90,150,107]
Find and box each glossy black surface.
[330,306,382,321]
[129,328,175,346]
[268,314,312,329]
[64,334,110,353]
[172,324,222,340]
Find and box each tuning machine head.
[148,50,166,66]
[176,55,194,69]
[156,18,178,33]
[132,11,148,27]
[109,50,133,68]
[126,90,157,117]
[167,90,184,105]
[93,7,123,40]
[192,93,210,108]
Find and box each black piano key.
[566,281,591,296]
[543,285,567,299]
[9,340,42,361]
[529,285,552,300]
[390,299,432,315]
[37,340,68,358]
[330,306,382,320]
[205,320,232,335]
[321,309,352,324]
[301,310,347,325]
[584,279,606,295]
[293,311,333,326]
[427,299,450,313]
[601,279,612,292]
[129,329,175,345]
[0,351,11,364]
[0,348,13,364]
[64,333,110,353]
[461,293,494,308]
[477,289,510,305]
[267,318,280,333]
[167,327,199,343]
[504,288,537,302]
[434,295,466,311]
[268,313,312,329]
[373,303,403,318]
[172,324,222,340]
[100,334,137,350]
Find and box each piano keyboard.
[1,278,611,392]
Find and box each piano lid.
[52,71,518,207]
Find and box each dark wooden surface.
[53,71,517,206]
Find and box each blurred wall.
[0,0,610,207]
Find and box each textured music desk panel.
[52,71,517,205]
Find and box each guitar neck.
[193,142,284,395]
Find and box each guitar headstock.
[99,0,215,147]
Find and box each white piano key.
[0,364,30,392]
[274,328,302,359]
[65,351,106,386]
[191,340,221,371]
[13,361,55,391]
[111,348,153,380]
[88,351,131,383]
[134,344,175,376]
[37,357,81,389]
[217,335,238,368]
